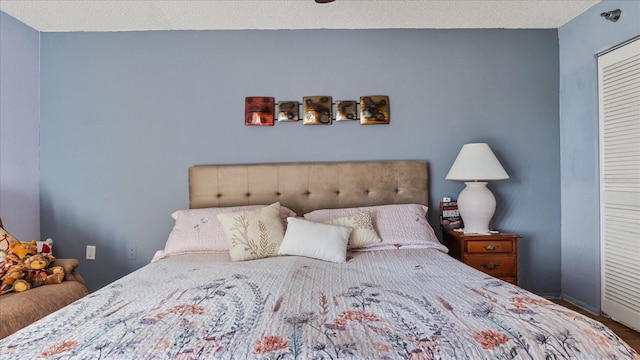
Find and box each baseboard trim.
[558,293,600,316]
[538,292,561,299]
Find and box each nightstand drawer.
[466,240,513,254]
[463,255,516,276]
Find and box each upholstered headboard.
[189,161,428,215]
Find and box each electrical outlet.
[86,245,96,260]
[128,246,137,260]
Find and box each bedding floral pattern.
[1,248,637,359]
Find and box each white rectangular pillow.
[278,217,351,263]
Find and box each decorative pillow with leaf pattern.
[322,211,382,249]
[216,202,285,261]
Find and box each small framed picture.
[360,95,390,125]
[245,97,275,126]
[335,100,357,121]
[277,101,299,122]
[302,96,332,125]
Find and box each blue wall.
[0,12,40,240]
[558,0,640,313]
[38,29,561,293]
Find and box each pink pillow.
[154,203,296,261]
[304,204,447,252]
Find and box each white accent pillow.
[36,238,54,256]
[278,217,351,263]
[322,211,382,249]
[217,202,285,262]
[154,203,295,261]
[304,204,447,252]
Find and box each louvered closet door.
[598,37,640,332]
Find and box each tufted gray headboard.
[188,161,428,216]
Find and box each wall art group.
[245,95,389,126]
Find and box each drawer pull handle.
[481,263,499,270]
[483,244,499,251]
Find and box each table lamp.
[445,143,509,234]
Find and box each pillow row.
[157,203,296,259]
[156,202,443,263]
[216,205,382,263]
[304,204,441,251]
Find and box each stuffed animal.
[0,240,45,294]
[9,240,37,259]
[13,254,64,292]
[0,263,25,294]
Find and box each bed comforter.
[1,247,637,359]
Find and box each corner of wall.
[0,11,41,240]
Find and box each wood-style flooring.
[553,299,640,353]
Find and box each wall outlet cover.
[128,246,137,260]
[86,245,96,260]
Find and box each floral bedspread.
[1,247,637,359]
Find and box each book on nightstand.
[439,198,463,230]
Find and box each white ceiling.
[0,0,599,32]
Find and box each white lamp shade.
[446,143,509,181]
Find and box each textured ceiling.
[0,0,599,32]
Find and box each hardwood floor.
[552,299,640,353]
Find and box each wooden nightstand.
[443,230,520,285]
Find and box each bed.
[0,161,637,359]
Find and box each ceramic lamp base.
[457,181,496,234]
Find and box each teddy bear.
[0,240,38,294]
[9,240,38,260]
[0,264,25,294]
[13,254,64,292]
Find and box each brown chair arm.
[51,258,86,285]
